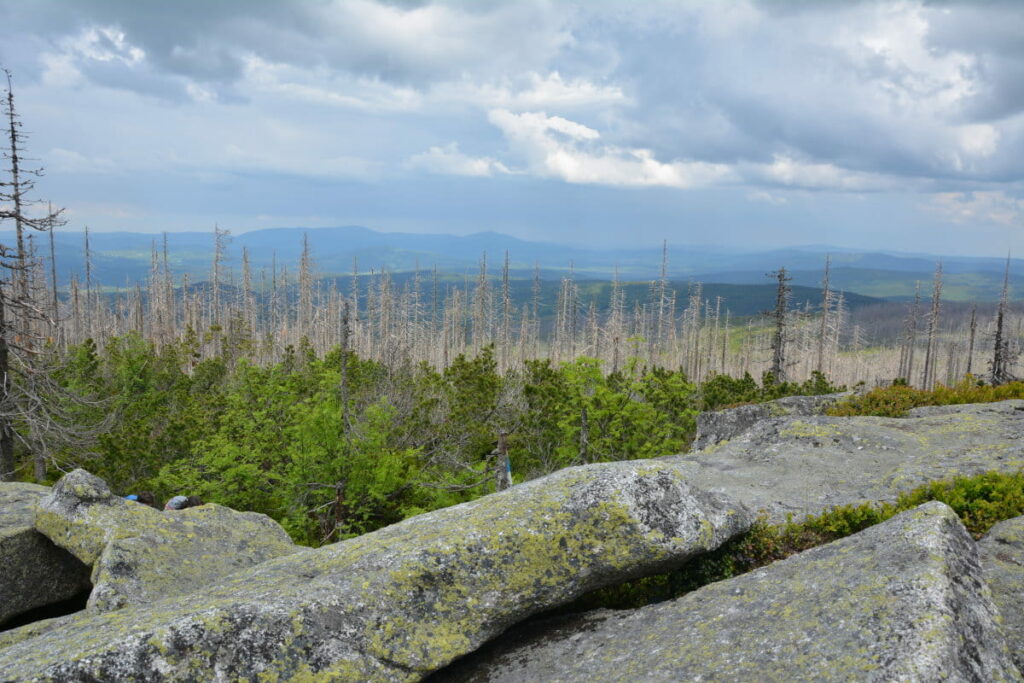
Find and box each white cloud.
[239,56,424,112]
[747,155,893,192]
[66,26,146,66]
[438,72,628,111]
[487,109,732,189]
[929,191,1024,226]
[407,143,512,177]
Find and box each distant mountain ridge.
[4,225,1019,301]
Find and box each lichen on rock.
[979,514,1024,672]
[0,460,751,681]
[673,400,1024,523]
[692,392,851,450]
[33,468,300,613]
[440,502,1021,682]
[0,482,91,628]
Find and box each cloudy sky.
[1,0,1022,256]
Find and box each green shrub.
[828,378,1024,417]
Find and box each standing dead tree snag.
[768,267,792,382]
[0,69,104,481]
[990,255,1017,386]
[921,262,943,390]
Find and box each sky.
[1,0,1022,256]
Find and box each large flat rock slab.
[34,469,300,613]
[0,460,751,681]
[441,502,1020,682]
[670,399,1024,523]
[0,482,90,627]
[980,515,1024,671]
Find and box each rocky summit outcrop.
[0,482,91,627]
[34,468,301,613]
[440,502,1021,682]
[692,391,851,450]
[0,460,751,681]
[668,398,1024,523]
[980,514,1024,672]
[5,400,1024,681]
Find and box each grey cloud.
[576,1,1024,186]
[925,5,1024,122]
[3,0,574,96]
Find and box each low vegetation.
[30,335,842,545]
[827,377,1024,417]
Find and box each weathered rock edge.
[440,501,1021,682]
[33,469,300,613]
[0,460,751,681]
[692,392,851,450]
[672,399,1024,523]
[980,514,1024,672]
[0,482,91,627]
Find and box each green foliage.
[896,470,1024,537]
[52,336,847,545]
[828,377,1024,417]
[699,369,842,412]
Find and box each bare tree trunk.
[898,282,921,383]
[493,431,512,491]
[769,268,792,381]
[298,233,313,341]
[991,255,1015,385]
[500,251,511,370]
[921,262,943,389]
[47,207,59,345]
[816,255,832,374]
[0,285,14,481]
[966,304,977,377]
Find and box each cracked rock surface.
[980,514,1024,672]
[668,399,1024,523]
[440,502,1021,683]
[33,469,301,614]
[0,461,750,681]
[0,482,90,627]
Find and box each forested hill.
[313,273,886,319]
[11,226,1021,301]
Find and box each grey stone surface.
[0,482,90,627]
[671,399,1024,523]
[0,460,751,681]
[980,514,1024,671]
[441,502,1021,683]
[692,392,851,450]
[904,399,1024,417]
[34,469,301,613]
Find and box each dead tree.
[990,256,1017,385]
[966,304,977,376]
[816,255,833,374]
[768,268,792,382]
[921,262,943,389]
[898,282,922,383]
[0,71,101,481]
